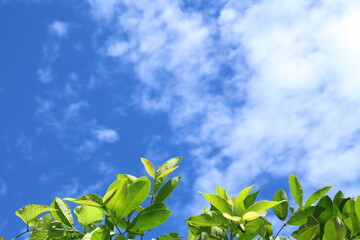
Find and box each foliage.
[4,157,360,240]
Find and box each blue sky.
[2,0,360,239]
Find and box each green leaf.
[141,157,155,178]
[30,214,65,239]
[244,190,260,209]
[272,189,288,221]
[158,166,179,179]
[154,177,181,203]
[15,204,55,226]
[355,195,360,219]
[50,197,74,228]
[82,225,111,240]
[128,204,171,233]
[305,186,332,207]
[245,218,266,236]
[323,217,346,240]
[342,198,359,235]
[287,206,316,225]
[65,194,104,208]
[215,185,229,201]
[201,193,233,215]
[186,211,229,227]
[297,225,319,240]
[245,200,283,214]
[289,174,303,207]
[154,157,182,192]
[115,176,151,219]
[117,174,137,183]
[314,195,336,226]
[235,185,254,216]
[74,205,103,230]
[103,188,117,205]
[104,178,128,216]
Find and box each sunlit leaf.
[201,193,233,215]
[15,204,55,226]
[154,177,181,203]
[305,186,332,207]
[141,157,155,178]
[289,174,303,207]
[50,197,74,228]
[234,185,254,216]
[272,189,288,221]
[186,211,229,226]
[222,213,241,222]
[323,217,346,240]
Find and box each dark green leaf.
[272,189,288,221]
[287,206,316,225]
[154,177,181,203]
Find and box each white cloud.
[87,0,360,213]
[94,128,119,143]
[37,67,53,83]
[49,21,69,37]
[106,41,129,57]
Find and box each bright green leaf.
[50,197,74,228]
[158,166,179,179]
[355,195,360,220]
[103,188,117,205]
[104,178,128,216]
[215,185,229,201]
[74,205,103,230]
[201,193,233,215]
[305,186,332,207]
[154,177,181,203]
[186,211,229,227]
[234,185,254,216]
[289,174,303,207]
[141,157,155,178]
[15,204,55,226]
[65,194,104,208]
[244,190,260,209]
[245,200,283,214]
[115,177,151,219]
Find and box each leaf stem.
[12,229,32,240]
[274,221,287,238]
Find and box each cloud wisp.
[87,0,360,210]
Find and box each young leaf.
[186,211,229,226]
[222,213,241,222]
[158,166,179,179]
[323,217,346,240]
[154,177,181,203]
[15,204,55,226]
[305,186,332,207]
[245,200,283,213]
[242,210,266,222]
[50,197,74,228]
[65,194,104,208]
[216,185,229,200]
[289,174,303,207]
[201,193,233,215]
[154,157,182,192]
[272,189,288,221]
[141,157,155,178]
[234,185,254,216]
[103,188,117,205]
